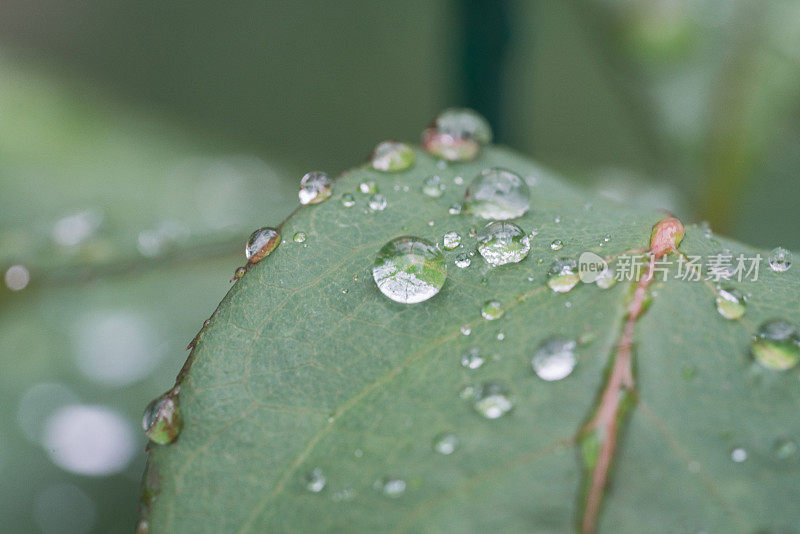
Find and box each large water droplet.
[422,108,492,162]
[433,433,459,455]
[376,477,406,498]
[751,320,800,371]
[460,347,485,369]
[442,231,462,250]
[372,237,447,304]
[142,391,182,445]
[298,171,332,205]
[768,247,792,272]
[547,258,579,293]
[371,142,415,172]
[532,337,577,381]
[422,175,445,198]
[245,227,281,263]
[476,221,531,266]
[305,467,326,493]
[464,168,530,220]
[715,288,745,320]
[481,300,504,320]
[472,382,514,419]
[368,194,388,211]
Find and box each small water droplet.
[547,258,579,293]
[715,288,745,320]
[293,232,307,243]
[245,227,281,263]
[371,141,415,172]
[497,331,505,341]
[442,231,462,250]
[460,325,472,336]
[448,203,462,215]
[532,337,577,381]
[359,180,377,194]
[471,382,514,419]
[142,391,182,445]
[304,467,327,492]
[368,194,388,211]
[481,300,504,320]
[773,437,797,460]
[4,264,30,291]
[550,239,563,251]
[768,247,792,272]
[602,234,611,244]
[476,221,531,266]
[230,266,247,282]
[427,220,435,227]
[422,175,445,198]
[751,320,800,371]
[376,477,406,498]
[460,347,485,369]
[372,236,447,304]
[459,385,475,399]
[454,253,471,268]
[422,108,491,161]
[464,168,530,220]
[341,193,356,207]
[298,171,332,205]
[454,176,464,185]
[731,447,748,463]
[554,216,561,224]
[433,433,458,455]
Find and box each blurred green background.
[1,1,799,532]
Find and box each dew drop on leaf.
[368,194,387,212]
[768,247,792,272]
[730,448,748,463]
[372,236,446,304]
[448,203,462,215]
[298,171,332,205]
[245,227,281,263]
[142,391,182,445]
[359,180,377,194]
[304,467,326,493]
[471,382,514,419]
[433,433,458,455]
[476,221,531,266]
[454,253,471,269]
[550,239,563,251]
[532,337,578,381]
[422,175,445,198]
[464,168,530,220]
[547,258,579,293]
[442,231,462,250]
[293,232,307,243]
[341,193,355,208]
[481,300,504,320]
[751,320,800,371]
[460,347,485,370]
[371,141,415,172]
[715,288,745,320]
[376,477,406,498]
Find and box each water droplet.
[481,300,504,320]
[751,320,800,371]
[376,477,406,498]
[433,433,458,455]
[422,108,491,161]
[454,253,471,269]
[471,382,514,419]
[293,232,307,243]
[768,247,792,272]
[715,288,745,320]
[245,227,281,263]
[554,216,562,224]
[448,203,462,215]
[532,337,577,381]
[459,385,475,399]
[422,175,445,198]
[773,438,797,460]
[497,331,505,341]
[464,168,530,220]
[305,467,326,493]
[142,391,182,445]
[601,234,611,244]
[341,193,356,207]
[550,239,563,251]
[298,171,332,205]
[371,141,415,172]
[359,180,377,194]
[372,236,447,304]
[4,264,30,291]
[460,347,485,369]
[731,447,748,462]
[368,194,388,212]
[442,231,462,250]
[547,258,579,293]
[476,221,531,266]
[231,266,246,282]
[460,325,472,336]
[595,269,617,289]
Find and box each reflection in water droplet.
[359,181,378,194]
[4,264,30,291]
[246,227,281,263]
[773,438,798,460]
[472,382,514,419]
[422,175,445,198]
[142,392,182,445]
[43,404,135,476]
[34,483,97,534]
[341,193,356,208]
[547,258,580,293]
[293,232,307,243]
[305,467,327,493]
[715,288,745,320]
[376,477,406,498]
[368,194,388,212]
[532,337,577,381]
[481,300,504,320]
[433,433,458,455]
[454,253,471,268]
[298,171,332,205]
[768,247,792,272]
[550,239,563,251]
[422,108,492,161]
[372,237,446,304]
[464,168,530,220]
[751,320,800,371]
[442,231,462,250]
[371,142,415,172]
[477,221,531,266]
[731,448,748,462]
[460,347,485,369]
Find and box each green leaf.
[141,146,800,533]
